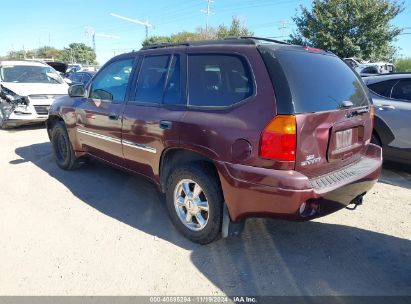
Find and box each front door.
[75,56,136,165]
[122,53,186,180]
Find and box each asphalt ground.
[0,125,410,296]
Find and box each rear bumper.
[216,144,382,222]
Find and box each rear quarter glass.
[259,46,370,114]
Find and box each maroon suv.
[47,37,382,244]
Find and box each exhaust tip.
[299,200,320,218]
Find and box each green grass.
[395,58,411,72]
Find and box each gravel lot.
[0,125,410,296]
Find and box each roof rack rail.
[141,42,190,50]
[236,36,290,45]
[141,36,290,50]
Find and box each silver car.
[363,74,411,165]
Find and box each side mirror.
[68,84,86,97]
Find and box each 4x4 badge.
[301,154,322,166]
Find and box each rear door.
[259,46,373,177]
[122,52,186,180]
[75,56,136,165]
[372,79,411,150]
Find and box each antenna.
[85,27,119,53]
[201,0,214,33]
[110,13,154,39]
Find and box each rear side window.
[135,55,170,104]
[188,54,253,107]
[163,55,183,105]
[367,80,398,98]
[391,79,411,101]
[259,47,370,113]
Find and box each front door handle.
[160,120,172,130]
[108,113,120,120]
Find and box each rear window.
[367,79,398,98]
[259,47,370,113]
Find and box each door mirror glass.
[68,84,86,97]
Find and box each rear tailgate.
[259,45,373,178]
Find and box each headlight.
[0,86,27,105]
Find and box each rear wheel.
[51,122,80,170]
[166,163,223,244]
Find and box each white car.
[343,57,394,74]
[0,60,69,128]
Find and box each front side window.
[188,54,253,107]
[391,79,411,101]
[90,58,134,102]
[0,65,64,84]
[135,55,170,104]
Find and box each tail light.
[370,105,375,128]
[259,115,296,161]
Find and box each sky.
[1,0,410,64]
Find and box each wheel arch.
[46,114,64,140]
[159,148,222,194]
[374,115,395,147]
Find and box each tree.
[36,47,64,61]
[395,58,411,72]
[142,17,253,46]
[216,16,254,39]
[290,0,404,61]
[62,43,97,64]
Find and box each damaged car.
[0,60,69,128]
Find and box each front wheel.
[0,109,8,129]
[51,122,81,170]
[166,163,223,244]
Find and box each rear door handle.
[159,120,172,130]
[377,105,395,110]
[108,113,120,120]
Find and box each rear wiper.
[341,100,354,108]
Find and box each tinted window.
[260,47,369,113]
[69,73,83,83]
[188,54,253,107]
[82,74,92,85]
[361,66,378,74]
[135,55,170,104]
[391,79,411,101]
[367,80,398,98]
[163,55,183,105]
[90,58,134,101]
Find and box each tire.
[371,133,382,147]
[0,109,8,129]
[165,162,223,244]
[50,121,80,170]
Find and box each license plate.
[335,129,354,151]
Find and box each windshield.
[0,65,64,84]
